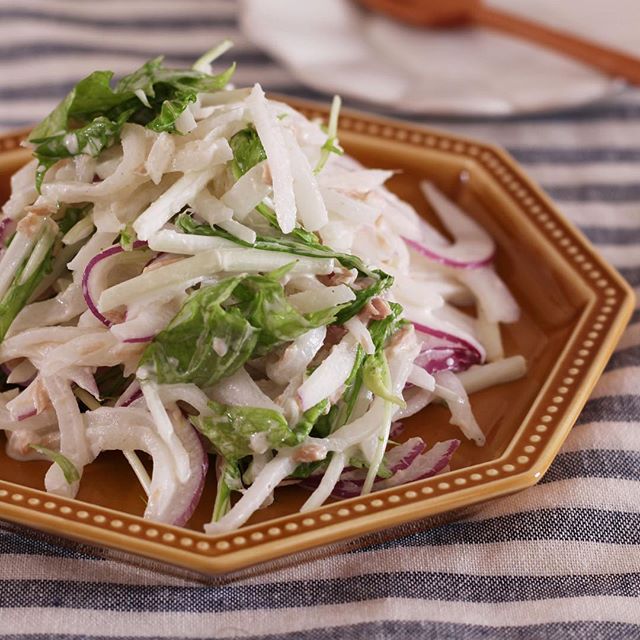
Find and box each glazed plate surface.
[0,101,633,574]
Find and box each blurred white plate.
[240,0,639,115]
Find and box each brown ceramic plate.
[0,100,634,575]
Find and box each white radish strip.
[457,266,520,324]
[216,248,334,276]
[0,327,99,364]
[297,336,358,411]
[266,326,326,386]
[91,204,121,234]
[358,328,421,466]
[217,219,257,244]
[283,128,327,231]
[6,360,36,384]
[123,451,152,497]
[172,139,231,173]
[476,309,504,362]
[0,408,56,433]
[158,383,212,416]
[175,107,197,134]
[110,299,179,342]
[394,387,433,420]
[144,132,174,184]
[139,380,191,483]
[41,331,121,375]
[134,89,151,108]
[2,160,37,220]
[344,316,375,355]
[320,168,393,194]
[456,356,527,396]
[407,365,436,392]
[73,155,96,183]
[68,232,118,277]
[220,162,270,219]
[8,284,85,337]
[318,221,354,253]
[42,375,90,497]
[43,124,148,201]
[287,284,355,314]
[0,227,36,300]
[209,367,282,413]
[247,84,297,233]
[62,215,94,246]
[133,165,220,241]
[320,187,379,224]
[434,370,485,446]
[199,88,251,106]
[84,407,187,524]
[190,191,233,225]
[301,451,347,512]
[74,387,151,497]
[98,250,221,312]
[361,400,393,495]
[418,181,495,267]
[18,221,57,285]
[147,229,234,254]
[205,454,297,534]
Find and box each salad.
[0,44,526,534]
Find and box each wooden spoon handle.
[475,5,640,85]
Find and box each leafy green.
[140,277,258,387]
[0,239,54,342]
[211,458,241,522]
[363,351,405,407]
[176,214,393,324]
[233,273,339,356]
[94,365,135,401]
[29,55,235,189]
[139,268,343,387]
[192,401,294,461]
[193,398,329,463]
[229,126,266,177]
[349,453,392,478]
[119,224,136,251]
[314,95,343,174]
[57,203,91,236]
[32,114,131,191]
[313,303,405,438]
[29,445,80,484]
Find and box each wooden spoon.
[355,0,640,85]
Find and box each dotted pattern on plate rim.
[0,113,629,558]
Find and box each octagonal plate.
[0,100,633,576]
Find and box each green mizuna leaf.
[28,53,235,189]
[0,228,55,342]
[30,445,80,484]
[139,270,343,387]
[176,214,394,324]
[191,401,294,462]
[139,277,259,388]
[229,126,267,177]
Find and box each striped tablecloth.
[1,1,639,638]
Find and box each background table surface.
[1,1,639,638]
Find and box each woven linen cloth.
[1,1,639,638]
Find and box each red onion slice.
[301,437,459,499]
[81,240,149,327]
[402,182,495,269]
[171,420,209,527]
[412,322,483,374]
[115,380,142,408]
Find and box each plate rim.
[0,104,634,574]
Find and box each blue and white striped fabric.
[1,1,639,638]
